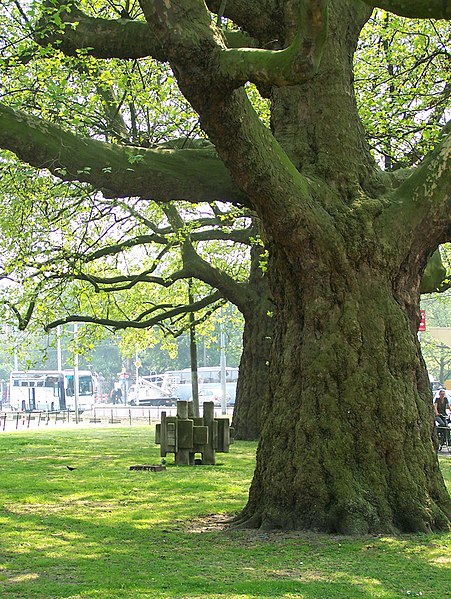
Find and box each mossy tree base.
[238,252,451,534]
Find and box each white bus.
[161,366,239,405]
[9,369,96,411]
[62,369,97,411]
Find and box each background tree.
[355,11,450,170]
[0,0,450,533]
[0,154,270,437]
[0,10,271,439]
[420,286,451,383]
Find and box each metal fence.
[0,405,234,432]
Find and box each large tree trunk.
[233,297,272,440]
[233,245,273,440]
[230,2,450,532]
[238,247,451,533]
[270,2,383,197]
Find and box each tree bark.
[270,1,381,196]
[238,245,451,533]
[228,3,451,532]
[232,246,273,440]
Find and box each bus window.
[66,376,74,396]
[226,370,238,382]
[79,377,93,396]
[45,376,59,387]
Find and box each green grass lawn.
[0,427,450,598]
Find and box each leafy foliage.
[355,11,450,169]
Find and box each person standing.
[434,389,450,446]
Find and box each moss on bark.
[239,249,451,533]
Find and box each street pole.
[220,317,227,415]
[56,326,62,371]
[135,349,140,405]
[188,279,200,418]
[121,367,128,405]
[73,323,79,423]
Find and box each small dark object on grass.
[194,458,203,466]
[130,464,166,472]
[66,466,77,471]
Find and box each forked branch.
[219,0,328,87]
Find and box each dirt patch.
[185,513,386,545]
[186,513,233,533]
[186,513,314,542]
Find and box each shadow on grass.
[1,506,449,599]
[0,429,449,598]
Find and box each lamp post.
[73,323,79,423]
[188,279,200,418]
[220,318,227,415]
[56,326,62,371]
[135,350,141,405]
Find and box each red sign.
[419,310,426,332]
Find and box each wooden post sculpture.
[155,400,233,465]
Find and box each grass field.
[0,427,450,598]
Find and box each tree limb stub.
[382,122,451,254]
[0,102,247,205]
[359,0,451,19]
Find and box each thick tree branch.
[219,0,328,88]
[136,0,326,89]
[44,289,224,331]
[420,250,449,293]
[164,205,255,310]
[37,5,166,60]
[0,102,247,205]
[359,0,451,19]
[380,122,451,281]
[206,0,281,47]
[397,122,451,245]
[36,3,258,61]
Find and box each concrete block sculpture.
[155,400,233,465]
